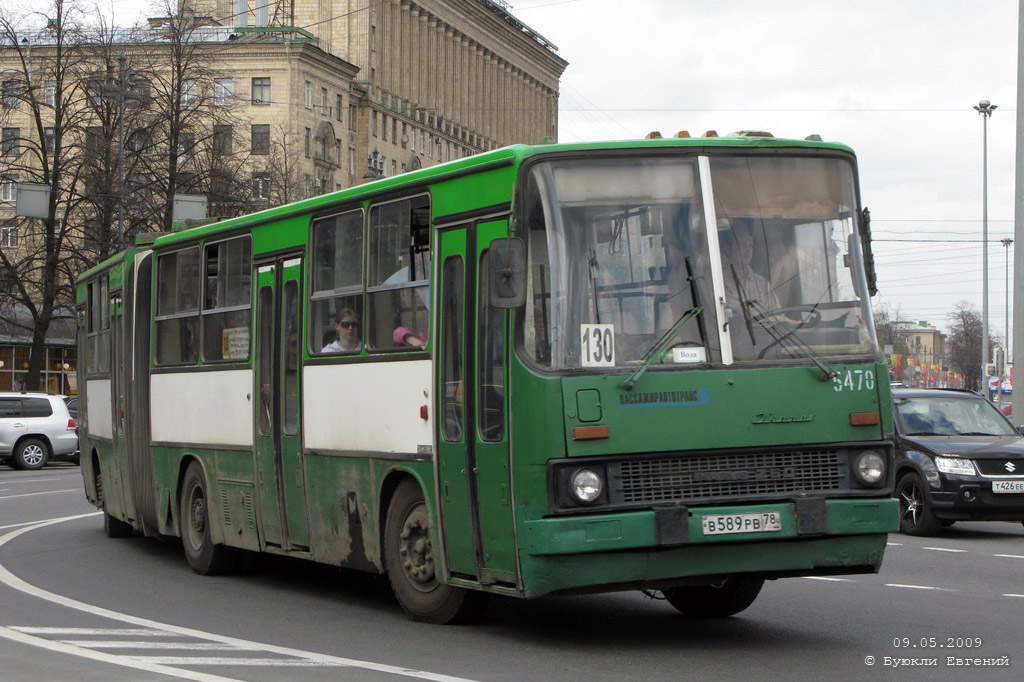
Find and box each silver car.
[0,392,79,470]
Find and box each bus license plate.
[701,512,782,536]
[992,480,1024,493]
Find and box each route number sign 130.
[580,324,615,367]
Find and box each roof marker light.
[731,130,774,138]
[703,130,718,137]
[805,134,823,141]
[645,131,663,139]
[676,130,691,138]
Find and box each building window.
[381,114,388,142]
[251,77,270,105]
[336,94,343,122]
[304,127,311,157]
[304,81,312,109]
[177,131,195,161]
[371,111,378,137]
[251,124,270,155]
[44,80,57,107]
[1,176,16,202]
[44,127,55,155]
[2,80,19,108]
[213,124,232,155]
[127,129,149,153]
[348,104,356,131]
[214,78,233,106]
[0,220,16,248]
[320,87,327,114]
[181,79,196,106]
[2,128,18,156]
[252,172,270,200]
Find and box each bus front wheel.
[180,461,239,575]
[663,577,764,617]
[384,479,484,624]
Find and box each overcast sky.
[94,0,1020,340]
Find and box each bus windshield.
[521,153,879,370]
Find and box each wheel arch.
[175,454,225,543]
[377,467,433,566]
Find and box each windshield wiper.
[957,431,1002,436]
[729,264,757,345]
[905,431,941,436]
[744,298,838,382]
[621,306,703,391]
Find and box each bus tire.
[384,479,484,624]
[95,464,133,538]
[663,577,765,617]
[13,438,49,470]
[180,461,239,575]
[897,472,941,536]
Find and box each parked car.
[63,396,78,419]
[893,388,1024,535]
[0,392,79,470]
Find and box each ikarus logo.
[752,413,815,424]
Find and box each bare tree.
[946,300,985,393]
[0,0,95,390]
[873,301,911,356]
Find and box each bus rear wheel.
[384,479,484,624]
[180,461,239,575]
[663,577,765,617]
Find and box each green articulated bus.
[76,132,898,623]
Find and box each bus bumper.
[518,498,897,598]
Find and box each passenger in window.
[394,325,427,347]
[322,309,360,353]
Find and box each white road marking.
[921,547,967,553]
[0,626,240,682]
[0,489,78,501]
[886,542,902,546]
[801,577,854,582]
[63,641,256,651]
[1002,593,1024,598]
[885,583,959,592]
[994,554,1024,559]
[13,627,181,636]
[2,476,65,483]
[130,657,335,666]
[0,513,480,682]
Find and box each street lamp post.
[363,147,385,180]
[975,99,997,395]
[1003,237,1013,401]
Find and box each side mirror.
[489,238,527,308]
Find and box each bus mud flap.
[655,505,689,546]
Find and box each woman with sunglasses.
[321,308,361,353]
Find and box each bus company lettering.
[752,413,815,424]
[618,388,711,408]
[692,466,796,482]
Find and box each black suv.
[893,388,1024,535]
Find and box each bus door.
[253,256,310,550]
[437,219,518,587]
[108,290,134,520]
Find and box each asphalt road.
[2,465,1022,681]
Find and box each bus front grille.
[616,450,844,503]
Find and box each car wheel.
[179,461,239,575]
[13,438,49,470]
[663,577,765,617]
[384,479,485,623]
[897,472,942,536]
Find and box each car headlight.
[935,456,976,476]
[571,468,603,503]
[853,450,885,486]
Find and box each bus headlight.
[853,451,885,486]
[571,468,603,503]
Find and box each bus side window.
[367,195,430,350]
[310,209,364,355]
